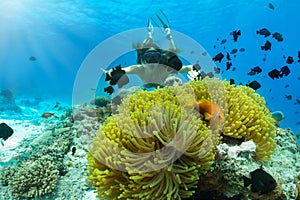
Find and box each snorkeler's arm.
[101,64,143,95]
[178,65,194,73]
[101,64,143,75]
[122,65,143,74]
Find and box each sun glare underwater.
[0,0,300,200]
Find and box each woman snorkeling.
[103,10,195,95]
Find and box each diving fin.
[147,18,154,33]
[151,9,170,29]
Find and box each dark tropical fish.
[297,133,300,140]
[105,65,129,88]
[0,123,14,141]
[226,62,232,70]
[253,66,262,74]
[261,40,272,51]
[41,112,58,119]
[246,80,261,90]
[202,51,207,56]
[232,67,236,71]
[296,122,300,125]
[193,63,201,71]
[279,66,290,77]
[296,98,300,105]
[268,69,280,79]
[239,48,245,52]
[214,67,220,74]
[29,56,36,61]
[256,28,271,37]
[212,52,224,63]
[248,66,262,76]
[269,3,275,10]
[71,146,77,156]
[190,50,194,54]
[230,30,241,42]
[226,52,231,60]
[298,77,300,80]
[197,71,214,79]
[286,56,294,64]
[104,86,114,95]
[230,49,238,54]
[206,72,214,78]
[298,51,300,62]
[285,95,292,100]
[248,71,256,76]
[262,57,267,62]
[213,45,217,48]
[220,39,227,45]
[284,84,289,88]
[272,32,283,42]
[229,79,235,85]
[243,168,277,195]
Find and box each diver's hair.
[132,40,160,50]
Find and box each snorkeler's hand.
[187,70,199,80]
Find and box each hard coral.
[87,86,217,200]
[188,78,276,161]
[8,156,59,198]
[0,166,16,186]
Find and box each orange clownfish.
[193,101,225,126]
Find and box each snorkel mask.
[137,47,183,72]
[142,49,163,64]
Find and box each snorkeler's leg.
[142,19,154,46]
[165,27,177,52]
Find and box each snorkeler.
[103,10,195,94]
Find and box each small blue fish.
[272,111,284,122]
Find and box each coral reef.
[6,156,59,198]
[0,89,22,114]
[0,166,16,186]
[87,77,278,199]
[90,96,111,107]
[164,76,183,87]
[192,127,300,200]
[87,86,218,199]
[72,104,109,148]
[0,120,75,198]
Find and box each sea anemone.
[87,86,217,199]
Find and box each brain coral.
[88,85,218,200]
[87,77,276,199]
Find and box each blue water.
[0,0,299,139]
